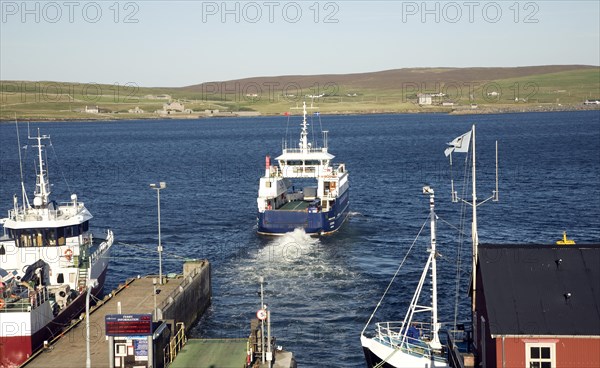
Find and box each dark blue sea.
[1,111,599,367]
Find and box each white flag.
[444,130,472,157]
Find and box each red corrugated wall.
[495,337,600,368]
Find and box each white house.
[128,107,145,114]
[417,93,432,105]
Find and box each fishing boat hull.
[361,335,448,368]
[258,190,349,235]
[0,255,109,368]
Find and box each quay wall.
[158,259,211,333]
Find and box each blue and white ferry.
[257,102,349,235]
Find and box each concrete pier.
[21,260,211,368]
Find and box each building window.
[526,343,555,368]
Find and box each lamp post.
[153,278,158,321]
[259,276,265,364]
[150,182,166,285]
[86,278,98,368]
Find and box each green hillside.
[1,66,598,121]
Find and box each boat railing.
[90,229,114,265]
[375,321,439,356]
[0,286,49,313]
[321,193,338,200]
[7,202,84,222]
[282,147,327,154]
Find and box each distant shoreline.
[1,104,598,123]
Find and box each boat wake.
[257,228,320,264]
[348,211,366,218]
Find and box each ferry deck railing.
[7,202,85,222]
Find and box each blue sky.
[1,1,599,87]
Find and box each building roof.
[478,243,600,336]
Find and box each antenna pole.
[471,125,478,312]
[15,117,28,209]
[300,101,308,151]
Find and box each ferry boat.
[0,128,113,367]
[257,102,349,235]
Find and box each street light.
[150,182,166,285]
[153,278,158,321]
[86,278,98,368]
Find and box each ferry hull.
[0,266,108,368]
[258,191,349,235]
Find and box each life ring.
[0,299,5,309]
[64,249,73,261]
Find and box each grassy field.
[1,67,598,121]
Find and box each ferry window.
[82,221,89,232]
[45,228,57,246]
[288,160,302,166]
[57,227,66,246]
[65,225,80,238]
[305,160,320,166]
[33,230,44,247]
[16,230,32,247]
[57,273,64,284]
[266,181,271,188]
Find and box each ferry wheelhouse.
[257,102,349,235]
[0,129,113,367]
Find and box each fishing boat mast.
[426,186,442,350]
[32,128,52,209]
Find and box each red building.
[474,243,600,368]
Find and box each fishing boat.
[361,186,449,368]
[256,102,349,235]
[0,128,113,367]
[361,126,497,367]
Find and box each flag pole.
[471,124,478,312]
[449,153,457,202]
